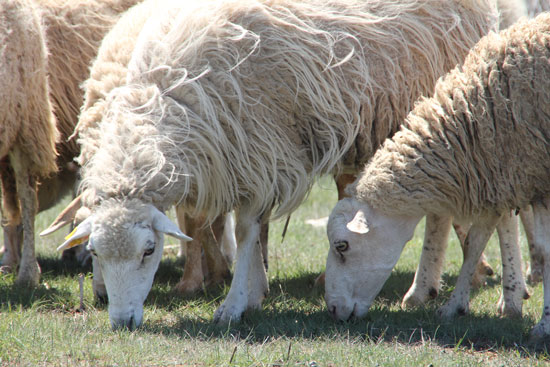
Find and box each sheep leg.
[10,148,40,286]
[520,206,543,285]
[453,222,495,287]
[496,211,529,318]
[174,206,205,294]
[402,214,452,308]
[0,224,22,273]
[247,210,270,309]
[220,213,236,265]
[203,214,231,287]
[92,256,108,304]
[530,199,550,338]
[260,220,269,271]
[438,213,501,319]
[214,207,264,323]
[0,159,22,273]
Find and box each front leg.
[92,256,108,304]
[214,207,264,323]
[496,211,529,318]
[438,213,501,319]
[402,214,452,308]
[529,199,550,338]
[11,149,40,287]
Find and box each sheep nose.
[328,304,338,320]
[111,314,137,331]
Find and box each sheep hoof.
[14,264,41,287]
[401,293,426,309]
[497,302,522,318]
[175,279,204,295]
[205,269,232,288]
[530,322,550,341]
[213,304,243,324]
[437,303,468,320]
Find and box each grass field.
[1,177,549,366]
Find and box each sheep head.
[325,198,419,321]
[57,198,191,330]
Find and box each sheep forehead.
[91,200,154,259]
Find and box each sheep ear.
[57,216,94,251]
[40,194,82,236]
[346,210,370,234]
[150,206,192,241]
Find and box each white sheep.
[0,0,141,285]
[400,0,531,308]
[55,0,498,329]
[35,0,236,302]
[325,13,550,338]
[0,0,57,286]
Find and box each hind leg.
[520,206,544,285]
[203,214,231,286]
[174,206,205,294]
[529,199,550,338]
[0,157,22,273]
[453,222,494,288]
[10,147,40,286]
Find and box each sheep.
[33,0,235,302]
[400,0,531,308]
[53,0,498,329]
[325,13,550,337]
[0,0,58,286]
[0,0,141,285]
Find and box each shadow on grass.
[5,253,548,357]
[141,267,550,357]
[0,279,75,310]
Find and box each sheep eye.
[90,249,98,257]
[144,247,155,257]
[335,240,349,253]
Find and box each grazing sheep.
[35,0,234,301]
[325,13,550,337]
[401,0,530,308]
[0,0,58,286]
[55,0,498,329]
[0,0,141,284]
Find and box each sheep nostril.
[127,315,136,331]
[329,305,337,318]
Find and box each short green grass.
[1,177,550,366]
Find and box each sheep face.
[325,198,419,321]
[59,199,191,330]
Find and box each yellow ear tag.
[64,227,89,249]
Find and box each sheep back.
[354,13,550,219]
[78,0,498,221]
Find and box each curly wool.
[78,0,498,221]
[354,13,550,220]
